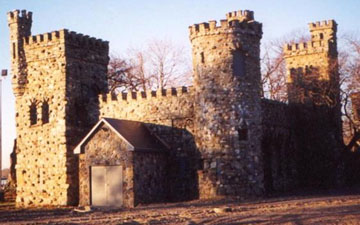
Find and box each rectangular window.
[238,128,248,141]
[12,43,16,59]
[200,52,205,63]
[233,50,246,77]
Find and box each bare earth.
[1,192,360,225]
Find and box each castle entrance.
[91,166,123,207]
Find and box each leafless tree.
[107,54,146,93]
[338,34,360,150]
[108,39,192,93]
[146,39,192,89]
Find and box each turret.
[7,9,32,96]
[189,10,264,198]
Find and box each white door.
[91,166,123,207]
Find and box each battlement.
[283,40,329,56]
[284,19,337,57]
[100,86,193,103]
[226,10,254,22]
[309,20,336,31]
[7,9,32,23]
[189,10,261,40]
[23,29,109,50]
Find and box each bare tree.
[127,50,152,92]
[107,55,142,93]
[108,39,192,93]
[338,34,360,150]
[146,39,192,89]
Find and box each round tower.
[189,10,264,198]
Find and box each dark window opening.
[12,43,16,59]
[319,33,324,39]
[233,50,246,77]
[198,158,204,170]
[290,68,296,76]
[41,101,49,124]
[200,52,205,63]
[30,102,37,125]
[238,128,248,141]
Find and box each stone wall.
[133,152,168,205]
[261,99,298,193]
[283,20,343,188]
[189,10,264,198]
[99,87,194,125]
[100,89,200,201]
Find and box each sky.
[1,0,360,169]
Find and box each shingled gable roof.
[74,118,169,154]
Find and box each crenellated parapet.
[23,29,109,51]
[7,9,32,24]
[226,10,254,22]
[100,86,192,103]
[98,86,195,129]
[309,20,337,32]
[189,10,262,41]
[284,20,337,57]
[283,40,329,56]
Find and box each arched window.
[290,68,296,76]
[30,102,37,125]
[42,101,49,124]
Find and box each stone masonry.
[8,10,109,206]
[189,10,264,197]
[8,9,343,207]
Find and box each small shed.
[74,118,169,207]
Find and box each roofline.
[73,118,134,154]
[143,124,171,150]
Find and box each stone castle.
[7,9,343,207]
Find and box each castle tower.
[8,10,109,206]
[283,20,342,187]
[284,20,339,106]
[8,10,32,96]
[189,10,264,198]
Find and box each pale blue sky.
[1,0,360,169]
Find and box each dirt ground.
[1,190,360,225]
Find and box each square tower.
[283,20,342,187]
[284,20,339,106]
[8,10,109,206]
